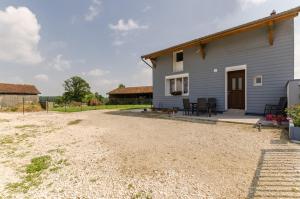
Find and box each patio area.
[129,108,288,127]
[174,110,263,125]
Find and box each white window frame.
[165,73,189,96]
[173,50,183,72]
[253,75,263,86]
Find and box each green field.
[51,104,151,112]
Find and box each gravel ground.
[0,110,299,199]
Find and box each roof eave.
[0,92,40,95]
[141,6,300,59]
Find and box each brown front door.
[228,70,245,109]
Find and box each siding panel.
[153,19,294,114]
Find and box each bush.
[88,98,101,106]
[70,101,83,106]
[286,105,300,127]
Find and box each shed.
[107,86,153,104]
[0,83,41,107]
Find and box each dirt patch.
[67,119,83,125]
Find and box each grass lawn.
[51,104,151,112]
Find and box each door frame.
[225,65,247,111]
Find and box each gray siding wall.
[0,94,39,108]
[152,19,294,114]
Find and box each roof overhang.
[141,6,300,60]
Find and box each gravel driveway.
[0,110,299,198]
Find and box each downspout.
[141,57,153,69]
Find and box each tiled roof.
[0,83,41,95]
[108,86,152,95]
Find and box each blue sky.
[0,0,299,96]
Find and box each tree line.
[43,76,125,106]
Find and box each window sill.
[165,94,189,97]
[172,70,184,73]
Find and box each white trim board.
[173,50,184,73]
[225,65,247,111]
[165,73,189,79]
[165,73,189,96]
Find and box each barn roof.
[0,83,41,95]
[108,86,153,95]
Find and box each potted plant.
[171,91,182,96]
[286,105,300,143]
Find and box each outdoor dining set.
[182,98,217,117]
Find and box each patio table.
[190,102,212,117]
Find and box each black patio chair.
[182,98,191,115]
[264,97,287,116]
[197,98,208,116]
[208,98,217,115]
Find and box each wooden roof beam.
[199,44,206,59]
[268,21,274,45]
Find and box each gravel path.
[0,110,299,198]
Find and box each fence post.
[65,102,67,112]
[22,97,25,115]
[47,97,49,113]
[80,102,82,112]
[46,100,48,113]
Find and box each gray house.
[142,7,300,115]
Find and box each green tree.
[63,76,91,102]
[95,92,104,101]
[118,84,125,88]
[83,93,95,104]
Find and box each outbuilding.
[0,83,41,108]
[107,86,152,104]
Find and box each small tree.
[54,96,64,105]
[95,92,104,102]
[83,93,95,104]
[63,76,91,102]
[118,84,125,88]
[83,93,101,106]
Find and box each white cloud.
[71,16,77,24]
[92,78,120,95]
[96,79,118,86]
[295,32,300,79]
[0,6,43,64]
[85,68,110,77]
[132,66,152,86]
[34,74,49,82]
[48,54,71,71]
[238,0,267,9]
[142,5,151,13]
[84,0,102,21]
[48,41,67,51]
[109,19,148,32]
[112,40,125,46]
